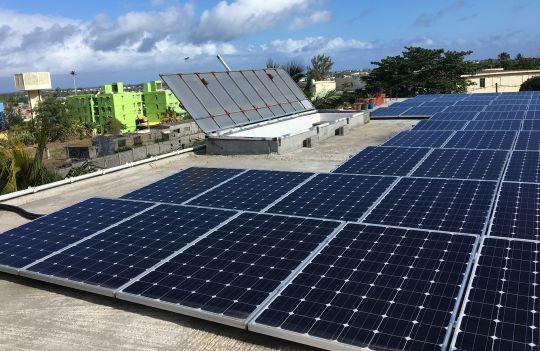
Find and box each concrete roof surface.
[0,120,414,351]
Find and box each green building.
[142,81,185,126]
[67,81,184,134]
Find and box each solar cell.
[121,167,245,205]
[420,101,455,107]
[186,170,313,211]
[117,213,341,326]
[526,110,540,119]
[528,105,540,112]
[370,106,412,117]
[364,177,497,235]
[464,119,522,131]
[333,146,430,176]
[484,105,527,112]
[252,223,477,351]
[452,238,539,351]
[444,131,516,150]
[384,131,453,148]
[429,112,478,121]
[23,205,236,293]
[522,119,540,131]
[0,198,153,272]
[412,149,508,181]
[401,106,447,117]
[489,182,540,240]
[268,173,397,222]
[514,131,540,151]
[504,151,540,183]
[474,111,526,120]
[413,120,467,131]
[443,105,485,113]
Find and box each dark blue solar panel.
[453,100,491,105]
[384,131,453,148]
[334,146,430,176]
[443,105,485,113]
[412,149,508,181]
[186,170,312,211]
[413,120,466,131]
[254,224,476,351]
[121,167,244,204]
[526,110,540,119]
[0,198,153,270]
[401,106,447,116]
[364,177,497,235]
[25,205,236,290]
[514,131,540,151]
[489,182,540,240]
[522,119,540,130]
[420,101,455,107]
[444,131,516,150]
[464,120,521,131]
[429,112,478,121]
[484,104,528,112]
[453,238,539,351]
[474,111,526,120]
[504,151,540,183]
[120,213,340,320]
[371,106,412,117]
[528,105,540,112]
[268,174,397,221]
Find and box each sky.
[0,0,539,92]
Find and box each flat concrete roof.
[0,119,415,351]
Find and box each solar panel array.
[2,90,540,351]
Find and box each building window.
[479,78,486,88]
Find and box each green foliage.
[103,118,126,135]
[307,54,334,81]
[476,53,540,70]
[0,139,60,194]
[365,47,477,97]
[159,107,182,124]
[311,90,342,109]
[520,76,540,91]
[265,59,306,83]
[2,96,25,129]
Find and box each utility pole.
[70,70,77,95]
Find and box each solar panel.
[0,198,153,273]
[420,101,456,107]
[474,111,526,120]
[528,105,540,112]
[384,131,454,148]
[412,149,508,181]
[451,238,539,351]
[514,131,540,151]
[522,119,540,130]
[451,100,490,105]
[489,182,540,240]
[526,110,540,119]
[117,212,340,327]
[364,177,497,235]
[186,170,313,211]
[333,146,430,176]
[484,104,527,112]
[464,120,522,131]
[504,151,540,183]
[444,131,516,150]
[429,112,478,121]
[267,173,397,222]
[443,105,485,113]
[161,69,314,133]
[121,167,245,205]
[370,106,412,118]
[400,106,447,117]
[252,223,477,351]
[413,120,467,131]
[22,205,236,294]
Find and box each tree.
[103,118,125,135]
[3,97,25,128]
[365,47,477,97]
[520,76,540,91]
[311,90,342,109]
[265,59,306,83]
[307,54,334,81]
[160,107,181,124]
[498,52,511,61]
[266,58,279,69]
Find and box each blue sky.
[0,0,539,92]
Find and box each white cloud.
[268,36,373,54]
[193,0,314,42]
[290,10,332,30]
